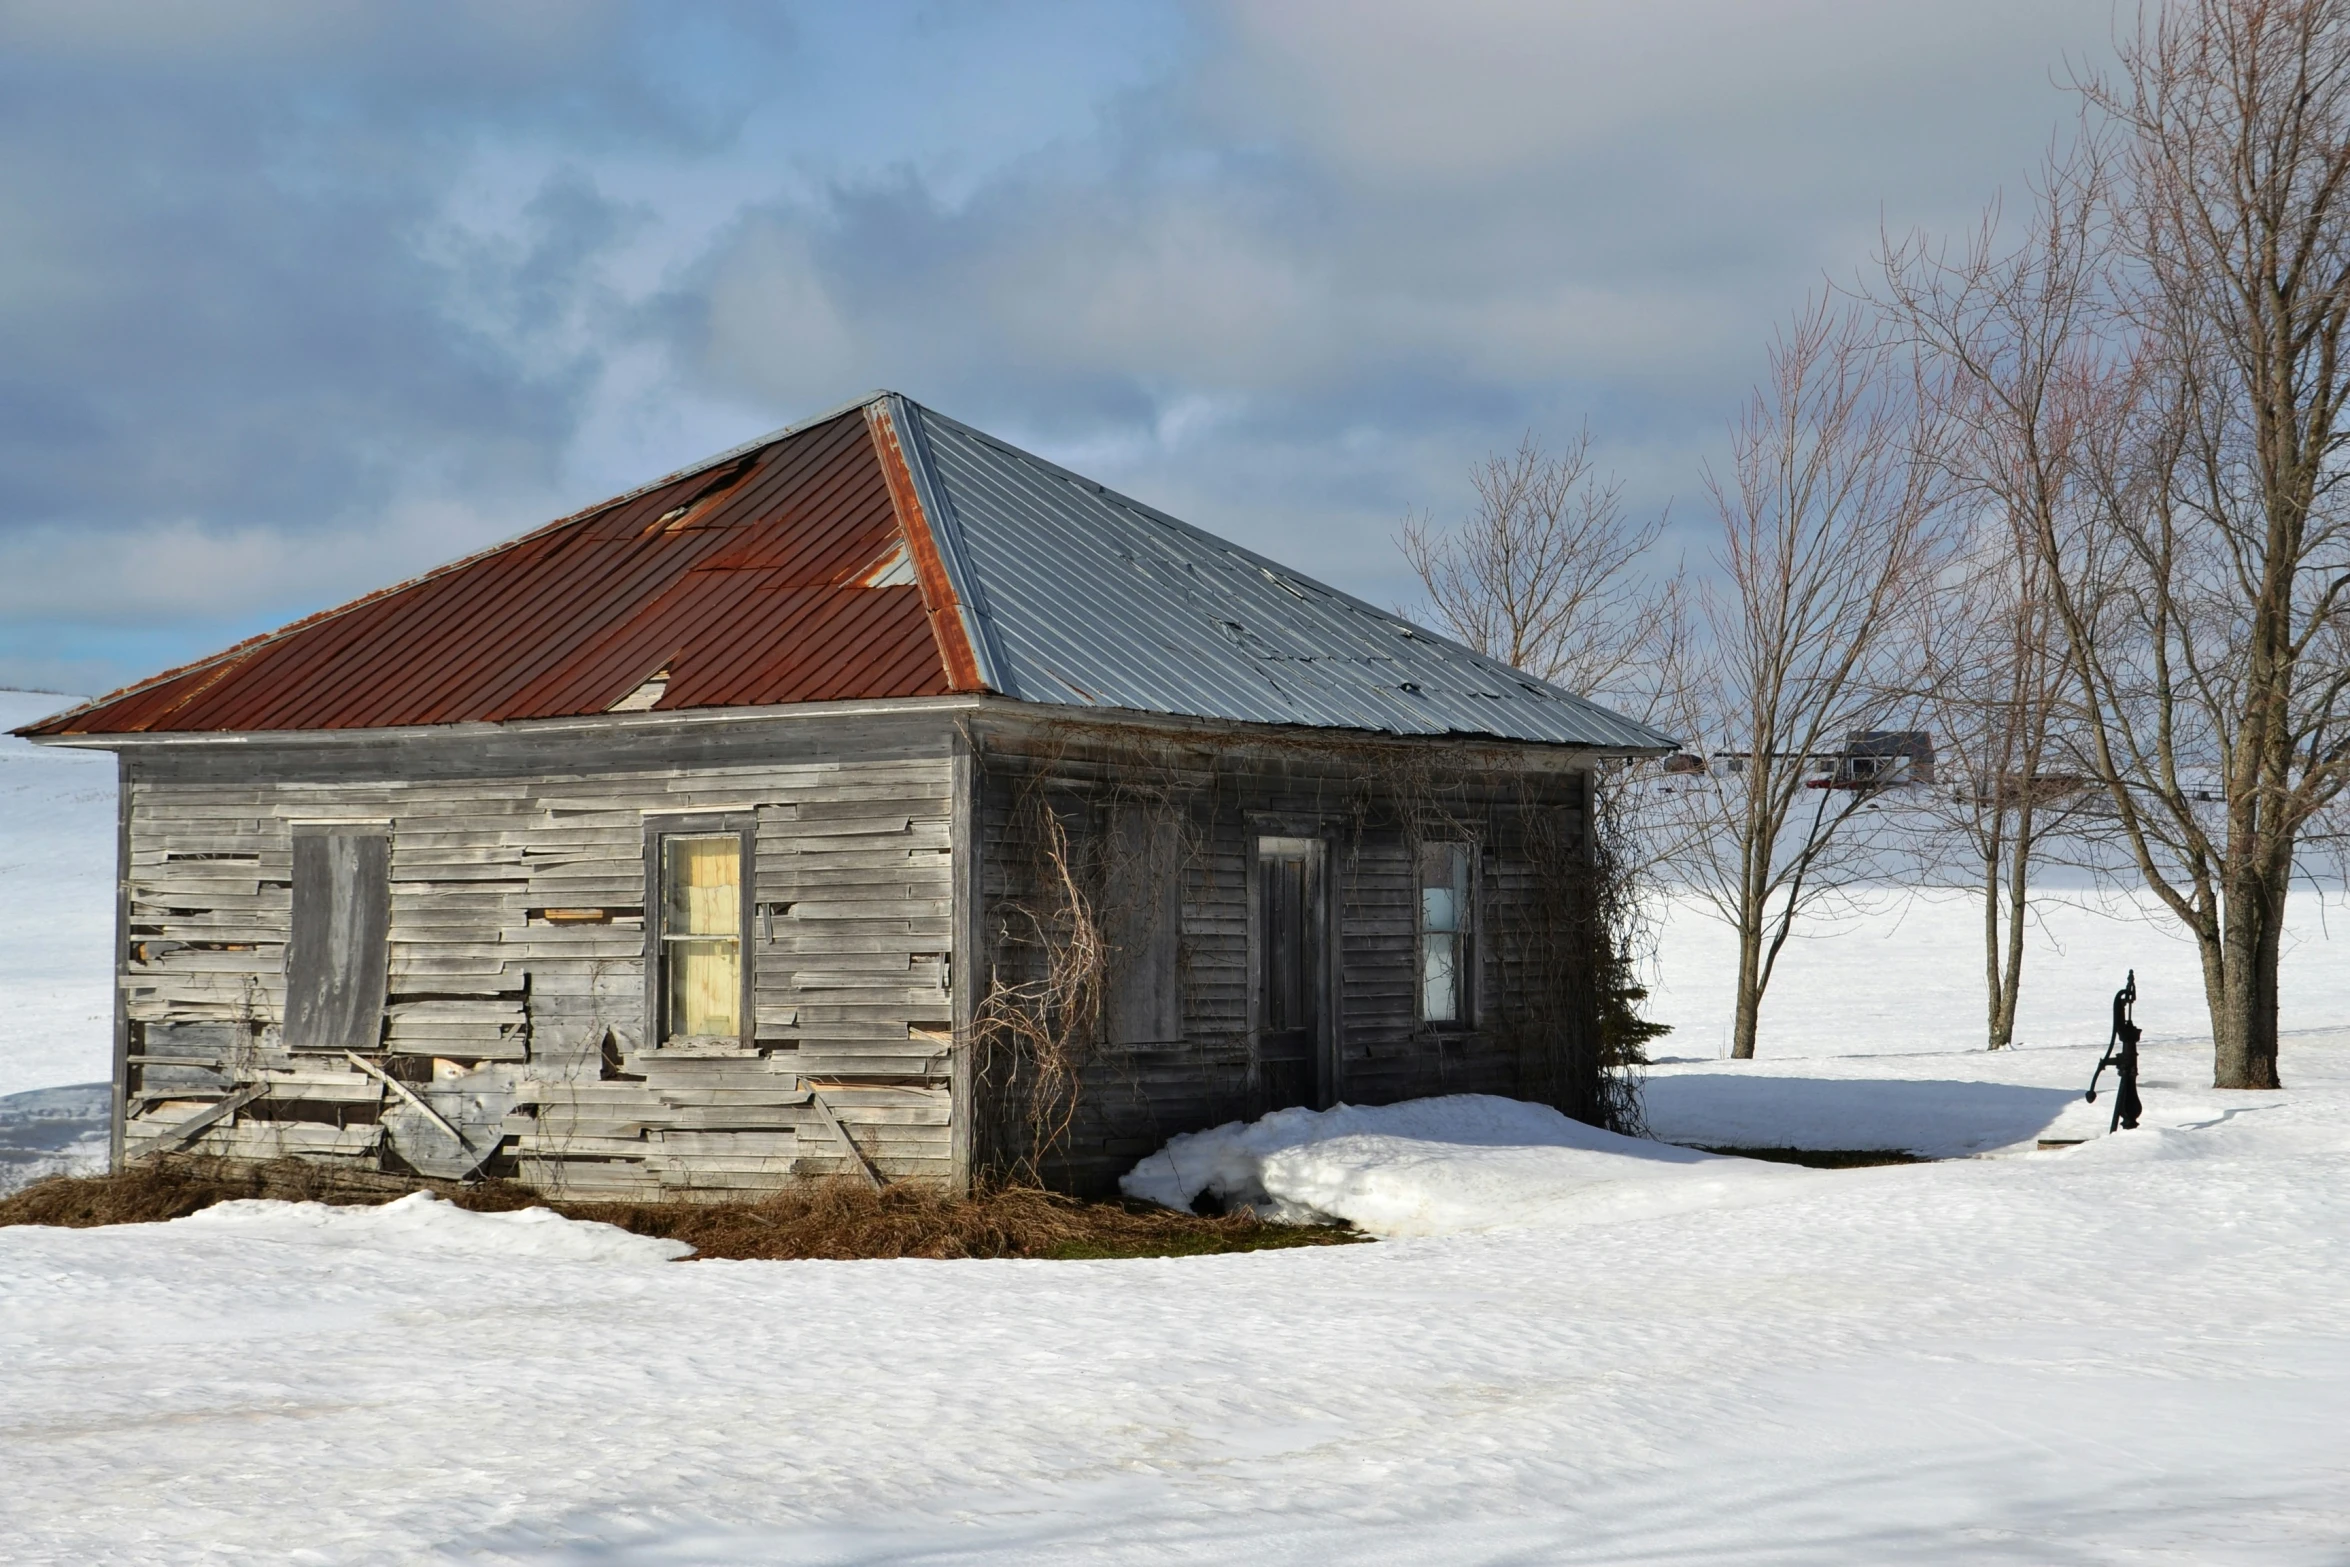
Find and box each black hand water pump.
[2085,969,2144,1133]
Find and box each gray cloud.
[666,0,2119,613]
[1,0,2118,696]
[0,1,798,663]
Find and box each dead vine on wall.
[971,773,1108,1183]
[1488,768,1657,1134]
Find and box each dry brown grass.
[0,1158,1366,1261]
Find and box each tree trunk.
[1992,803,2034,1049]
[1982,856,2005,1048]
[1993,876,2026,1049]
[1731,904,1764,1059]
[2210,862,2285,1090]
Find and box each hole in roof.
[609,666,672,713]
[858,540,917,588]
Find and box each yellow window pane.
[667,939,740,1038]
[663,835,740,937]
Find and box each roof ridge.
[879,395,1014,698]
[900,401,1654,726]
[28,394,896,735]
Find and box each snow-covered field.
[5,696,2350,1562]
[0,691,113,1100]
[1642,880,2350,1059]
[3,1036,2347,1564]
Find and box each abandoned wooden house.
[19,392,1674,1199]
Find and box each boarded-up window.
[284,827,391,1051]
[645,815,756,1048]
[1103,805,1181,1046]
[1417,842,1474,1026]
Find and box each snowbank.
[1121,1094,1812,1237]
[171,1191,693,1263]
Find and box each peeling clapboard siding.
[115,712,961,1197]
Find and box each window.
[284,825,391,1050]
[1103,805,1182,1046]
[645,816,755,1048]
[1417,842,1473,1026]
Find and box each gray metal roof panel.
[905,402,1676,751]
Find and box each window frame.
[1415,839,1478,1030]
[642,812,758,1052]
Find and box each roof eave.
[21,692,989,749]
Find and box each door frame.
[1246,830,1339,1111]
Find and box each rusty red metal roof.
[21,391,1677,752]
[23,404,973,737]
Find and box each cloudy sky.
[0,0,2120,697]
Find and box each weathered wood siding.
[114,710,963,1199]
[103,701,1609,1203]
[968,717,1598,1196]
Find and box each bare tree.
[1661,299,1948,1059]
[2036,0,2350,1091]
[1401,427,1685,720]
[1879,177,2113,1051]
[1906,518,2089,1047]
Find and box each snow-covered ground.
[0,691,112,1099]
[4,1033,2347,1564]
[1642,881,2350,1059]
[0,1083,109,1194]
[5,706,2350,1561]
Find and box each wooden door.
[1254,836,1328,1112]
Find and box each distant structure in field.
[1813,731,1936,790]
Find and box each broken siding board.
[653,1131,802,1158]
[516,1162,662,1199]
[512,1134,651,1158]
[187,1122,384,1160]
[764,951,947,975]
[786,901,952,922]
[658,1107,809,1131]
[130,950,287,974]
[258,1067,386,1105]
[780,1054,948,1077]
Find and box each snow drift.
[170,1191,693,1263]
[1121,1094,1814,1237]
